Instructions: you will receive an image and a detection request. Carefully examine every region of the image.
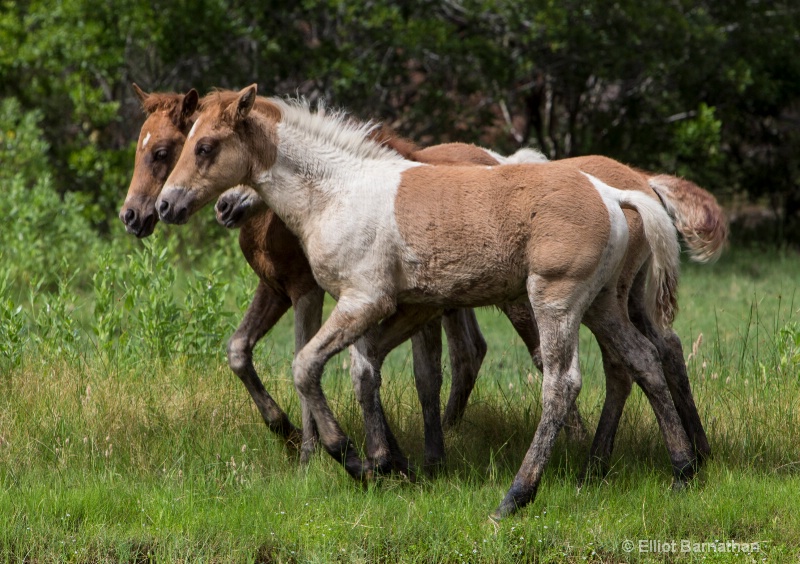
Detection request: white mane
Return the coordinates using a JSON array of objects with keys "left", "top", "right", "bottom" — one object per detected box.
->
[{"left": 268, "top": 97, "right": 406, "bottom": 163}]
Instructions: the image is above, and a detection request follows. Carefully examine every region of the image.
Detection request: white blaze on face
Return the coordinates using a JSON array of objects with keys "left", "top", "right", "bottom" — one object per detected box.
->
[
  {"left": 188, "top": 118, "right": 201, "bottom": 140},
  {"left": 141, "top": 131, "right": 151, "bottom": 149}
]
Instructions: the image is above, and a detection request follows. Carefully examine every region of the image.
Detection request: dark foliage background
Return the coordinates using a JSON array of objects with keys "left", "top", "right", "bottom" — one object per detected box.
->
[{"left": 2, "top": 0, "right": 799, "bottom": 241}]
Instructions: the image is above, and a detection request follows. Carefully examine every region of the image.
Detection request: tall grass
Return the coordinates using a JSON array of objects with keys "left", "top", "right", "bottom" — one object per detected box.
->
[
  {"left": 1, "top": 242, "right": 799, "bottom": 562},
  {"left": 3, "top": 95, "right": 799, "bottom": 561}
]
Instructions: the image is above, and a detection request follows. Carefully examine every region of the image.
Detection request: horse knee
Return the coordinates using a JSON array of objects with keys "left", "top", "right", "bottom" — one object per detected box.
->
[
  {"left": 292, "top": 351, "right": 320, "bottom": 397},
  {"left": 226, "top": 335, "right": 251, "bottom": 375},
  {"left": 349, "top": 355, "right": 381, "bottom": 402},
  {"left": 629, "top": 341, "right": 668, "bottom": 388}
]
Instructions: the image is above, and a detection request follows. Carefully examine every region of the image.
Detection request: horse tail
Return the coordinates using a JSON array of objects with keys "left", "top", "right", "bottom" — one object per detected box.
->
[
  {"left": 647, "top": 174, "right": 728, "bottom": 263},
  {"left": 615, "top": 190, "right": 682, "bottom": 332}
]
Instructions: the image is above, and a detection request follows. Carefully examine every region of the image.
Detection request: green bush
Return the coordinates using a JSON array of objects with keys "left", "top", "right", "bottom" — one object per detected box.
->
[{"left": 1, "top": 98, "right": 101, "bottom": 294}]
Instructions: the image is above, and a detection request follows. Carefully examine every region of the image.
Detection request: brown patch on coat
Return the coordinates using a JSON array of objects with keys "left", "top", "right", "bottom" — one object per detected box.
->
[
  {"left": 394, "top": 161, "right": 612, "bottom": 306},
  {"left": 413, "top": 143, "right": 500, "bottom": 166},
  {"left": 238, "top": 209, "right": 319, "bottom": 303}
]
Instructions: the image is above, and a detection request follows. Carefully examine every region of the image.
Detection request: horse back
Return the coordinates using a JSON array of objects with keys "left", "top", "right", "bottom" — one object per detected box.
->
[{"left": 562, "top": 155, "right": 657, "bottom": 199}]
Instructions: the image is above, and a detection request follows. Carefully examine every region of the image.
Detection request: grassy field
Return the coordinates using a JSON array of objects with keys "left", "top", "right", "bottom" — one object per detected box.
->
[{"left": 1, "top": 245, "right": 799, "bottom": 562}]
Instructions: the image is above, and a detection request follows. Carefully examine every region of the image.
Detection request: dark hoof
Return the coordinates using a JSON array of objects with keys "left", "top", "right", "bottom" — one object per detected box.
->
[
  {"left": 423, "top": 457, "right": 446, "bottom": 478},
  {"left": 694, "top": 442, "right": 712, "bottom": 466},
  {"left": 490, "top": 503, "right": 516, "bottom": 522},
  {"left": 285, "top": 429, "right": 304, "bottom": 452},
  {"left": 672, "top": 479, "right": 688, "bottom": 492},
  {"left": 396, "top": 459, "right": 418, "bottom": 483},
  {"left": 492, "top": 490, "right": 527, "bottom": 521},
  {"left": 370, "top": 455, "right": 394, "bottom": 477},
  {"left": 672, "top": 458, "right": 697, "bottom": 488},
  {"left": 324, "top": 438, "right": 372, "bottom": 483}
]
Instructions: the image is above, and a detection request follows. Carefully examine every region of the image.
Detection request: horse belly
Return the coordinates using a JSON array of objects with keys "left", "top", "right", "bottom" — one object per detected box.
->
[
  {"left": 394, "top": 174, "right": 532, "bottom": 307},
  {"left": 397, "top": 255, "right": 529, "bottom": 307}
]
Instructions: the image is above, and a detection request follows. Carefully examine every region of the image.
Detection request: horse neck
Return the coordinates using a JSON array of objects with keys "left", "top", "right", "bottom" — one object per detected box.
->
[{"left": 252, "top": 119, "right": 409, "bottom": 240}]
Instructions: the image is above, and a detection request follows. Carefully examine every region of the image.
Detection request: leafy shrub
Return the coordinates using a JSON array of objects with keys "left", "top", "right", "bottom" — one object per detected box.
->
[
  {"left": 0, "top": 271, "right": 25, "bottom": 370},
  {"left": 1, "top": 98, "right": 101, "bottom": 293}
]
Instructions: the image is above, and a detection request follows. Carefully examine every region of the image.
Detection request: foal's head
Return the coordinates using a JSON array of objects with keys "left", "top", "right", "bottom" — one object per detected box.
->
[
  {"left": 119, "top": 84, "right": 198, "bottom": 237},
  {"left": 158, "top": 84, "right": 280, "bottom": 224}
]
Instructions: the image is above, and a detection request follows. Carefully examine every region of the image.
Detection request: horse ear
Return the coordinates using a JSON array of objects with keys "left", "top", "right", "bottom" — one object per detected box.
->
[
  {"left": 132, "top": 83, "right": 149, "bottom": 107},
  {"left": 226, "top": 84, "right": 258, "bottom": 123},
  {"left": 181, "top": 88, "right": 199, "bottom": 121}
]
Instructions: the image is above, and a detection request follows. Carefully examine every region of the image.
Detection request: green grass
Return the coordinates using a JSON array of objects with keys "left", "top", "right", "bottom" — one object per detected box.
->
[{"left": 1, "top": 246, "right": 799, "bottom": 562}]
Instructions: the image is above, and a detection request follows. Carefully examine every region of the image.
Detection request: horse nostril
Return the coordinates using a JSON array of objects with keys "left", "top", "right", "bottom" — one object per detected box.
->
[
  {"left": 158, "top": 199, "right": 170, "bottom": 217},
  {"left": 175, "top": 207, "right": 188, "bottom": 224},
  {"left": 217, "top": 200, "right": 229, "bottom": 214},
  {"left": 123, "top": 208, "right": 137, "bottom": 224}
]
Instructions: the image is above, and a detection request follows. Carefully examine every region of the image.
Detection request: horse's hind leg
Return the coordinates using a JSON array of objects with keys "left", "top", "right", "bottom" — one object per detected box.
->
[
  {"left": 661, "top": 329, "right": 710, "bottom": 462},
  {"left": 583, "top": 292, "right": 696, "bottom": 487},
  {"left": 441, "top": 308, "right": 486, "bottom": 429},
  {"left": 411, "top": 319, "right": 446, "bottom": 471},
  {"left": 500, "top": 302, "right": 588, "bottom": 442},
  {"left": 227, "top": 280, "right": 300, "bottom": 450},
  {"left": 493, "top": 277, "right": 587, "bottom": 519},
  {"left": 579, "top": 336, "right": 633, "bottom": 483},
  {"left": 627, "top": 271, "right": 710, "bottom": 463}
]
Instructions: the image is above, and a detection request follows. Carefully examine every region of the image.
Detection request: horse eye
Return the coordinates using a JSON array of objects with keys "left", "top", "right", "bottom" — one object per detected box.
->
[
  {"left": 196, "top": 144, "right": 213, "bottom": 156},
  {"left": 154, "top": 149, "right": 168, "bottom": 161}
]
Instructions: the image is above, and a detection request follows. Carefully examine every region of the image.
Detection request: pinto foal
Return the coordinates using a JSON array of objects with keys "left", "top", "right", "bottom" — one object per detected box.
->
[
  {"left": 158, "top": 85, "right": 697, "bottom": 518},
  {"left": 121, "top": 86, "right": 502, "bottom": 471},
  {"left": 120, "top": 87, "right": 594, "bottom": 470}
]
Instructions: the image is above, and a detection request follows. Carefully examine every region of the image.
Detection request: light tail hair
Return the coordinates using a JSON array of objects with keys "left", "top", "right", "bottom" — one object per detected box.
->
[
  {"left": 615, "top": 190, "right": 681, "bottom": 331},
  {"left": 647, "top": 174, "right": 728, "bottom": 263}
]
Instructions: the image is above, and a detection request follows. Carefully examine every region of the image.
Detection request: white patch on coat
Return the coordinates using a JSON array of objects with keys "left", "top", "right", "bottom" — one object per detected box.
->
[
  {"left": 248, "top": 99, "right": 422, "bottom": 301},
  {"left": 188, "top": 117, "right": 201, "bottom": 140},
  {"left": 482, "top": 148, "right": 509, "bottom": 163},
  {"left": 582, "top": 172, "right": 680, "bottom": 330},
  {"left": 581, "top": 173, "right": 630, "bottom": 268},
  {"left": 141, "top": 131, "right": 151, "bottom": 149},
  {"left": 506, "top": 148, "right": 549, "bottom": 164}
]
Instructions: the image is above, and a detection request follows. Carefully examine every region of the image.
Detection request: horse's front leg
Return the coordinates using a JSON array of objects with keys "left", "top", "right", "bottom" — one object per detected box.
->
[
  {"left": 226, "top": 280, "right": 299, "bottom": 449},
  {"left": 349, "top": 305, "right": 444, "bottom": 476},
  {"left": 291, "top": 286, "right": 325, "bottom": 464},
  {"left": 292, "top": 294, "right": 396, "bottom": 481}
]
